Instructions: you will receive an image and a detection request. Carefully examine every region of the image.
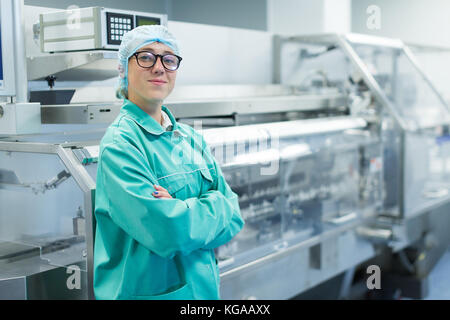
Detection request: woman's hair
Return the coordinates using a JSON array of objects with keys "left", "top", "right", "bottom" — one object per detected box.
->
[{"left": 116, "top": 87, "right": 128, "bottom": 100}]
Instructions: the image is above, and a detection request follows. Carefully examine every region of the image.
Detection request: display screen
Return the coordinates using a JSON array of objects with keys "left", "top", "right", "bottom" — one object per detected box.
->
[{"left": 136, "top": 16, "right": 161, "bottom": 27}]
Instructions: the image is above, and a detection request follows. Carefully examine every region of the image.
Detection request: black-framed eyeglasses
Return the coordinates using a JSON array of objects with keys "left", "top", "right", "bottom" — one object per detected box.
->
[{"left": 132, "top": 51, "right": 182, "bottom": 71}]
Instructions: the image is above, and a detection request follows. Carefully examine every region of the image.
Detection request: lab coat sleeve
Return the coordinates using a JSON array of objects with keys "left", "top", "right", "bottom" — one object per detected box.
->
[
  {"left": 201, "top": 141, "right": 245, "bottom": 249},
  {"left": 98, "top": 141, "right": 242, "bottom": 259}
]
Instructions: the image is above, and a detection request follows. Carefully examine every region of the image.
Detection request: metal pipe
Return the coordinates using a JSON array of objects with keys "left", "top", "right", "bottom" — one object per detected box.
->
[
  {"left": 56, "top": 146, "right": 96, "bottom": 300},
  {"left": 12, "top": 0, "right": 28, "bottom": 103},
  {"left": 272, "top": 35, "right": 282, "bottom": 84}
]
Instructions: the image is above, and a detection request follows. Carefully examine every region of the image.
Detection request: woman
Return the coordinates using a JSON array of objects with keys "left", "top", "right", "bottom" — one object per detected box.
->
[{"left": 94, "top": 25, "right": 244, "bottom": 300}]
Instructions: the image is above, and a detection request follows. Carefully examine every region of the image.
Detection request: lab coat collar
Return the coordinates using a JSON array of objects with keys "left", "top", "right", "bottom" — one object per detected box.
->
[{"left": 121, "top": 99, "right": 180, "bottom": 136}]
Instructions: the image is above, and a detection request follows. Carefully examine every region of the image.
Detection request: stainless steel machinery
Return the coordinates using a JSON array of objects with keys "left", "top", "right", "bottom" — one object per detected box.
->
[
  {"left": 0, "top": 134, "right": 101, "bottom": 299},
  {"left": 0, "top": 87, "right": 381, "bottom": 300},
  {"left": 1, "top": 1, "right": 450, "bottom": 300}
]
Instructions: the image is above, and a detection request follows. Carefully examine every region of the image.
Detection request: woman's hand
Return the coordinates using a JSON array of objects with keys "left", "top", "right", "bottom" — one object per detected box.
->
[{"left": 152, "top": 184, "right": 173, "bottom": 199}]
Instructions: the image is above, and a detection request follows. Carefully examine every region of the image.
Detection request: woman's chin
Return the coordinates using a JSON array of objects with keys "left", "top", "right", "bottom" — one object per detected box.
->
[
  {"left": 144, "top": 97, "right": 165, "bottom": 104},
  {"left": 144, "top": 91, "right": 169, "bottom": 102}
]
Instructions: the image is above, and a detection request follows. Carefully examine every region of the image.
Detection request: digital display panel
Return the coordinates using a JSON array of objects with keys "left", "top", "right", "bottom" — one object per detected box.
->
[{"left": 136, "top": 16, "right": 161, "bottom": 27}]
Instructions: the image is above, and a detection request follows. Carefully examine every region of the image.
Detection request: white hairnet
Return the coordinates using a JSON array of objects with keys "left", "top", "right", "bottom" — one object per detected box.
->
[{"left": 117, "top": 25, "right": 180, "bottom": 99}]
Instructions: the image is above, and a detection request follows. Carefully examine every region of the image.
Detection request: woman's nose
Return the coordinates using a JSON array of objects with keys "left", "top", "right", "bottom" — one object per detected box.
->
[{"left": 151, "top": 57, "right": 165, "bottom": 74}]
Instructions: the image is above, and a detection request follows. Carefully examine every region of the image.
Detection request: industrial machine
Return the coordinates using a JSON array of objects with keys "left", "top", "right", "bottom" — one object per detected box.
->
[
  {"left": 1, "top": 1, "right": 449, "bottom": 300},
  {"left": 0, "top": 134, "right": 99, "bottom": 299},
  {"left": 272, "top": 33, "right": 450, "bottom": 298}
]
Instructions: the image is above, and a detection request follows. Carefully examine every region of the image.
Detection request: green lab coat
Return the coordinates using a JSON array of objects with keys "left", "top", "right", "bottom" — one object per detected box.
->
[{"left": 94, "top": 99, "right": 244, "bottom": 300}]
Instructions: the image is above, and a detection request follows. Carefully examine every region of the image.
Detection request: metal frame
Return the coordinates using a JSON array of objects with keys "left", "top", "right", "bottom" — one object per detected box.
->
[
  {"left": 57, "top": 145, "right": 96, "bottom": 300},
  {"left": 27, "top": 50, "right": 118, "bottom": 81},
  {"left": 345, "top": 33, "right": 403, "bottom": 49},
  {"left": 169, "top": 93, "right": 347, "bottom": 119},
  {"left": 37, "top": 91, "right": 348, "bottom": 124}
]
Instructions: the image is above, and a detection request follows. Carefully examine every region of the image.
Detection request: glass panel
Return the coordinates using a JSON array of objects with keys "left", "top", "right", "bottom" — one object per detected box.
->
[
  {"left": 210, "top": 136, "right": 284, "bottom": 269},
  {"left": 407, "top": 46, "right": 450, "bottom": 106},
  {"left": 404, "top": 130, "right": 450, "bottom": 217},
  {"left": 280, "top": 41, "right": 353, "bottom": 96},
  {"left": 0, "top": 150, "right": 87, "bottom": 282},
  {"left": 347, "top": 39, "right": 450, "bottom": 130}
]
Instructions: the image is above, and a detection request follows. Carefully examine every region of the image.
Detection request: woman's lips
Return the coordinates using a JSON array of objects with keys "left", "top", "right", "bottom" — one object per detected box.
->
[{"left": 148, "top": 79, "right": 167, "bottom": 86}]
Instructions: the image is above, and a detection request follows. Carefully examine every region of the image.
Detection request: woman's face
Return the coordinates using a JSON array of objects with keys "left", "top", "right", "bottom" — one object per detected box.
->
[{"left": 127, "top": 42, "right": 177, "bottom": 105}]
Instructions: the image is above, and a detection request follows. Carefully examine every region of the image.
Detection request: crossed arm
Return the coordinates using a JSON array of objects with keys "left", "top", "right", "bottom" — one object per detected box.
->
[{"left": 98, "top": 140, "right": 244, "bottom": 259}]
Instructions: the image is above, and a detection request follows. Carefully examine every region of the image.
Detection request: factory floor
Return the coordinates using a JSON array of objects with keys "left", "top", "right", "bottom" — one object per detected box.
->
[{"left": 424, "top": 247, "right": 450, "bottom": 300}]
